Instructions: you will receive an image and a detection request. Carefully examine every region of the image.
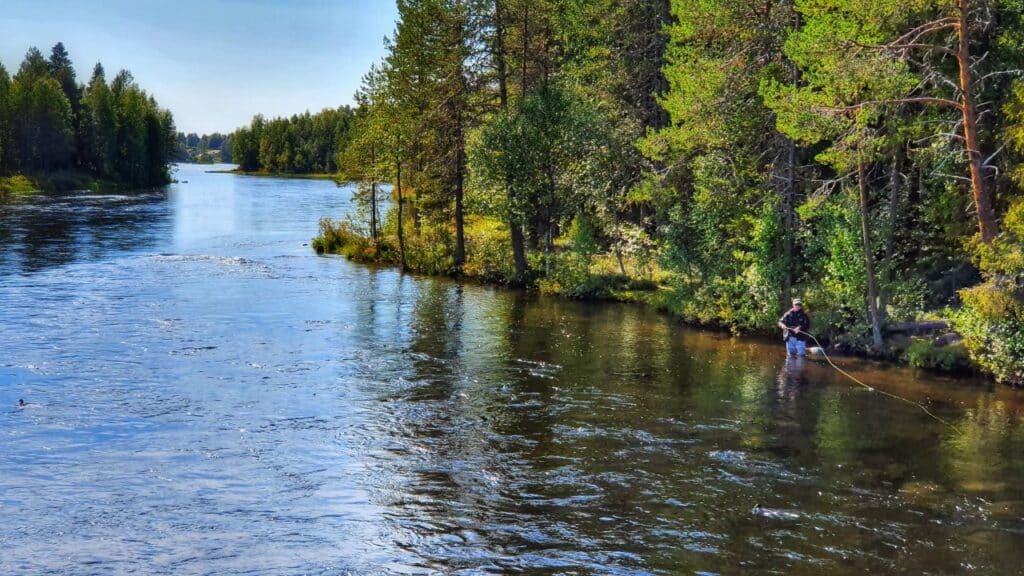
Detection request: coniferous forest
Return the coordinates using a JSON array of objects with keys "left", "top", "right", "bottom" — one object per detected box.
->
[
  {"left": 231, "top": 107, "right": 355, "bottom": 174},
  {"left": 0, "top": 43, "right": 176, "bottom": 189},
  {"left": 308, "top": 0, "right": 1024, "bottom": 384}
]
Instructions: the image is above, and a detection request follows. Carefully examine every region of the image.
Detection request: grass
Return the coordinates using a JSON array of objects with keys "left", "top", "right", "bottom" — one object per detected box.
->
[
  {"left": 0, "top": 174, "right": 38, "bottom": 197},
  {"left": 1, "top": 171, "right": 136, "bottom": 199}
]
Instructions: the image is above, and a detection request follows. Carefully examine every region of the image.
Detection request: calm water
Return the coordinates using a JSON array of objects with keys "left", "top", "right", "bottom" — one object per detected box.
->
[{"left": 2, "top": 164, "right": 1023, "bottom": 575}]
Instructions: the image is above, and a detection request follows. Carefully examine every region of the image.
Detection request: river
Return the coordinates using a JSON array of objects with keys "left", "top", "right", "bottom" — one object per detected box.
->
[{"left": 2, "top": 163, "right": 1023, "bottom": 575}]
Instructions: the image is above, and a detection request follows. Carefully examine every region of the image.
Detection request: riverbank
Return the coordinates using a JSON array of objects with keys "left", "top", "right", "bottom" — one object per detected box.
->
[
  {"left": 209, "top": 169, "right": 346, "bottom": 184},
  {"left": 0, "top": 171, "right": 134, "bottom": 197},
  {"left": 0, "top": 175, "right": 37, "bottom": 197},
  {"left": 312, "top": 216, "right": 977, "bottom": 380}
]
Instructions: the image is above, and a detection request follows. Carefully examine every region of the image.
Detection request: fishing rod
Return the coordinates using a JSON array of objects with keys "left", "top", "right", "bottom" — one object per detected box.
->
[{"left": 785, "top": 328, "right": 953, "bottom": 427}]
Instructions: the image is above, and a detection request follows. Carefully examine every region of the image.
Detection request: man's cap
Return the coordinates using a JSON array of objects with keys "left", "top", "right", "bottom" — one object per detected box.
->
[{"left": 792, "top": 298, "right": 802, "bottom": 305}]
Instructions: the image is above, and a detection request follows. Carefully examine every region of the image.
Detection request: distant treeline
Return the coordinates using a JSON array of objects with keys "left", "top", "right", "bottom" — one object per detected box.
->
[
  {"left": 175, "top": 132, "right": 232, "bottom": 164},
  {"left": 231, "top": 107, "right": 355, "bottom": 174},
  {"left": 0, "top": 43, "right": 176, "bottom": 187}
]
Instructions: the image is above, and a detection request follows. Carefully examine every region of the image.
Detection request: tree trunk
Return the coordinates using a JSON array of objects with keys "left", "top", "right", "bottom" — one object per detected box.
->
[
  {"left": 397, "top": 155, "right": 407, "bottom": 271},
  {"left": 858, "top": 158, "right": 884, "bottom": 349},
  {"left": 780, "top": 6, "right": 800, "bottom": 311},
  {"left": 496, "top": 0, "right": 508, "bottom": 108},
  {"left": 782, "top": 134, "right": 796, "bottom": 309},
  {"left": 522, "top": 2, "right": 529, "bottom": 96},
  {"left": 496, "top": 0, "right": 527, "bottom": 280},
  {"left": 956, "top": 0, "right": 997, "bottom": 243},
  {"left": 879, "top": 144, "right": 903, "bottom": 320},
  {"left": 453, "top": 111, "right": 466, "bottom": 272},
  {"left": 370, "top": 143, "right": 378, "bottom": 243},
  {"left": 615, "top": 248, "right": 627, "bottom": 276}
]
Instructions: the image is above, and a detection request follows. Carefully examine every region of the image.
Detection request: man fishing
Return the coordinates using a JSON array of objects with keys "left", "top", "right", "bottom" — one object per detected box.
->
[{"left": 778, "top": 298, "right": 811, "bottom": 357}]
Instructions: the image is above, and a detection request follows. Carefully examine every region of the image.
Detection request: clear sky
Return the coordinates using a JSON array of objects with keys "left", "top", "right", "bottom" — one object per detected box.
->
[{"left": 1, "top": 0, "right": 399, "bottom": 134}]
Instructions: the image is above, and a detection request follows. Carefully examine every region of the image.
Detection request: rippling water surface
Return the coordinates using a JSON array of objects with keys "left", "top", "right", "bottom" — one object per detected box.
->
[{"left": 2, "top": 164, "right": 1023, "bottom": 575}]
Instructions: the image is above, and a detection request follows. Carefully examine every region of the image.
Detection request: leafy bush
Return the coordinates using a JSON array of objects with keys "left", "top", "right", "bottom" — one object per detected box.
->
[
  {"left": 402, "top": 226, "right": 454, "bottom": 276},
  {"left": 463, "top": 216, "right": 517, "bottom": 283},
  {"left": 904, "top": 338, "right": 973, "bottom": 372},
  {"left": 955, "top": 283, "right": 1024, "bottom": 385},
  {"left": 312, "top": 218, "right": 378, "bottom": 260},
  {"left": 953, "top": 200, "right": 1024, "bottom": 385},
  {"left": 537, "top": 252, "right": 631, "bottom": 299}
]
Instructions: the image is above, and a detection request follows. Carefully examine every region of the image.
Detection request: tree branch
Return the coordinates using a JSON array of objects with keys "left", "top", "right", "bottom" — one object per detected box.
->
[
  {"left": 817, "top": 97, "right": 963, "bottom": 113},
  {"left": 891, "top": 18, "right": 958, "bottom": 46}
]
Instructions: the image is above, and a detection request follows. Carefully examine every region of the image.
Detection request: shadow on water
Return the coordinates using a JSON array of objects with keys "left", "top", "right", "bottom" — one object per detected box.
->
[
  {"left": 2, "top": 164, "right": 1023, "bottom": 575},
  {"left": 364, "top": 286, "right": 1024, "bottom": 574},
  {"left": 0, "top": 188, "right": 171, "bottom": 274}
]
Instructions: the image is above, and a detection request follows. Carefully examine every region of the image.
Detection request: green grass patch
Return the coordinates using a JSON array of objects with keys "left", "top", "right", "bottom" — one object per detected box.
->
[{"left": 0, "top": 174, "right": 38, "bottom": 196}]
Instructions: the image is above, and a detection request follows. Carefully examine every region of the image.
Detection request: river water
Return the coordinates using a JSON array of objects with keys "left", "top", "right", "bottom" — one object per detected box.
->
[{"left": 2, "top": 163, "right": 1023, "bottom": 575}]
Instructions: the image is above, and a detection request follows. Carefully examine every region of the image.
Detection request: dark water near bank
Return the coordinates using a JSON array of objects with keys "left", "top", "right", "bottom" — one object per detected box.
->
[{"left": 2, "top": 164, "right": 1023, "bottom": 575}]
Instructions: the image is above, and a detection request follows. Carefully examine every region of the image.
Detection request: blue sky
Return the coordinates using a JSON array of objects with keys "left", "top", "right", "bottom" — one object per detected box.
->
[{"left": 1, "top": 0, "right": 399, "bottom": 134}]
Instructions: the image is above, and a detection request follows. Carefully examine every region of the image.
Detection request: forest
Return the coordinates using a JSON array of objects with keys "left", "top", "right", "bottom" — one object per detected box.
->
[
  {"left": 231, "top": 107, "right": 355, "bottom": 174},
  {"left": 307, "top": 0, "right": 1024, "bottom": 385},
  {"left": 174, "top": 131, "right": 232, "bottom": 164},
  {"left": 0, "top": 43, "right": 177, "bottom": 190}
]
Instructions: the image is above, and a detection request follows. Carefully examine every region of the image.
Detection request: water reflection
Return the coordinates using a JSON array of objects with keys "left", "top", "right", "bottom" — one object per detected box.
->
[
  {"left": 2, "top": 165, "right": 1024, "bottom": 574},
  {"left": 0, "top": 189, "right": 171, "bottom": 274}
]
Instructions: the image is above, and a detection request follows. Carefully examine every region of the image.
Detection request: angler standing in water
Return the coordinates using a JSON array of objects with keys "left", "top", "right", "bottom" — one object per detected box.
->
[{"left": 778, "top": 298, "right": 811, "bottom": 357}]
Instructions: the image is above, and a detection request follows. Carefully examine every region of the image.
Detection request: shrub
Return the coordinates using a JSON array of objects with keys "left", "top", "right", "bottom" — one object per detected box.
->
[
  {"left": 904, "top": 338, "right": 973, "bottom": 372},
  {"left": 312, "top": 218, "right": 378, "bottom": 261},
  {"left": 953, "top": 199, "right": 1024, "bottom": 385},
  {"left": 955, "top": 283, "right": 1024, "bottom": 385},
  {"left": 463, "top": 216, "right": 518, "bottom": 283}
]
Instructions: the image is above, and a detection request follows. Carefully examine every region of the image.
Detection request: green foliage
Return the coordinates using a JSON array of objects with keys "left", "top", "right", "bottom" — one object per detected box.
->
[
  {"left": 231, "top": 107, "right": 354, "bottom": 174},
  {"left": 0, "top": 174, "right": 36, "bottom": 195},
  {"left": 463, "top": 217, "right": 517, "bottom": 283},
  {"left": 312, "top": 218, "right": 378, "bottom": 260},
  {"left": 0, "top": 44, "right": 175, "bottom": 186},
  {"left": 301, "top": 0, "right": 1024, "bottom": 380},
  {"left": 955, "top": 200, "right": 1024, "bottom": 385},
  {"left": 175, "top": 131, "right": 232, "bottom": 164},
  {"left": 955, "top": 285, "right": 1024, "bottom": 385},
  {"left": 905, "top": 339, "right": 973, "bottom": 373}
]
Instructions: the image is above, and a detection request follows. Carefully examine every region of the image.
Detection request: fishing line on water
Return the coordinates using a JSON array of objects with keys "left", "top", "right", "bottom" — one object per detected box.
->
[{"left": 797, "top": 331, "right": 953, "bottom": 428}]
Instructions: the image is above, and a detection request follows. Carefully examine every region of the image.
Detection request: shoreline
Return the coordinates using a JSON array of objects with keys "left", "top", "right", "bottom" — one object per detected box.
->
[
  {"left": 314, "top": 245, "right": 982, "bottom": 384},
  {"left": 207, "top": 169, "right": 347, "bottom": 183},
  {"left": 0, "top": 172, "right": 134, "bottom": 196}
]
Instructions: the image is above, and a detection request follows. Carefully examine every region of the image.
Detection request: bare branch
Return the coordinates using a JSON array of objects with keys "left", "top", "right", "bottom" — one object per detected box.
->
[
  {"left": 979, "top": 69, "right": 1024, "bottom": 82},
  {"left": 930, "top": 171, "right": 972, "bottom": 183},
  {"left": 914, "top": 133, "right": 964, "bottom": 144},
  {"left": 983, "top": 143, "right": 1006, "bottom": 166},
  {"left": 886, "top": 43, "right": 956, "bottom": 56},
  {"left": 817, "top": 97, "right": 963, "bottom": 113},
  {"left": 891, "top": 18, "right": 958, "bottom": 46}
]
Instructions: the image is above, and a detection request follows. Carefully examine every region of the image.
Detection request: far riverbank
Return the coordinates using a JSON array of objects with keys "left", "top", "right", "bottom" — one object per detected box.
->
[{"left": 208, "top": 168, "right": 346, "bottom": 184}]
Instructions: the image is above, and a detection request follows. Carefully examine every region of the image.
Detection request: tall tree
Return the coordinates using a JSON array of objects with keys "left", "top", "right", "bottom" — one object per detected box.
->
[
  {"left": 82, "top": 63, "right": 116, "bottom": 176},
  {"left": 0, "top": 63, "right": 12, "bottom": 171},
  {"left": 641, "top": 0, "right": 800, "bottom": 330},
  {"left": 776, "top": 0, "right": 1024, "bottom": 243}
]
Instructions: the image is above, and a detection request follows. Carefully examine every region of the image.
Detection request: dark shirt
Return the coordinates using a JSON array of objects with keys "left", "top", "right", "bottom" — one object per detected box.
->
[{"left": 780, "top": 308, "right": 810, "bottom": 341}]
